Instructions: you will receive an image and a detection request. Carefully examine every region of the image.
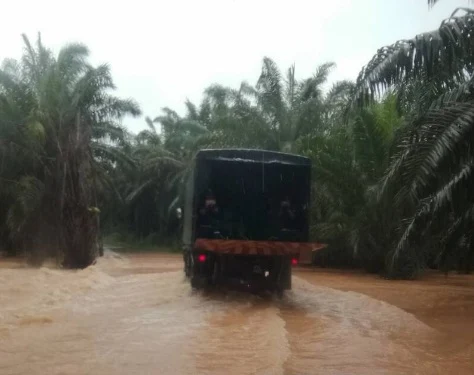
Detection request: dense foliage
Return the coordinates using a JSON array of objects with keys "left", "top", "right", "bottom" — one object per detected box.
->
[
  {"left": 0, "top": 34, "right": 140, "bottom": 267},
  {"left": 1, "top": 5, "right": 473, "bottom": 276}
]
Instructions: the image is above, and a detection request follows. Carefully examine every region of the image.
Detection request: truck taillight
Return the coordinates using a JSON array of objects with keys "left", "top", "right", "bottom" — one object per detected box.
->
[
  {"left": 198, "top": 254, "right": 207, "bottom": 263},
  {"left": 291, "top": 258, "right": 298, "bottom": 266}
]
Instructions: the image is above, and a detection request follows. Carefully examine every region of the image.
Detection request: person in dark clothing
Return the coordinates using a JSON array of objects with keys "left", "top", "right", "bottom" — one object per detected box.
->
[
  {"left": 198, "top": 190, "right": 221, "bottom": 237},
  {"left": 200, "top": 191, "right": 219, "bottom": 215},
  {"left": 279, "top": 196, "right": 297, "bottom": 232}
]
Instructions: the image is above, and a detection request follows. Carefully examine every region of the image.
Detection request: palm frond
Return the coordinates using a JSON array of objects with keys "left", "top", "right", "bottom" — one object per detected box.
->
[
  {"left": 354, "top": 8, "right": 474, "bottom": 105},
  {"left": 0, "top": 59, "right": 21, "bottom": 80},
  {"left": 238, "top": 81, "right": 258, "bottom": 99},
  {"left": 97, "top": 96, "right": 141, "bottom": 119},
  {"left": 185, "top": 99, "right": 198, "bottom": 120},
  {"left": 6, "top": 176, "right": 44, "bottom": 234},
  {"left": 430, "top": 75, "right": 474, "bottom": 109},
  {"left": 312, "top": 62, "right": 336, "bottom": 88},
  {"left": 298, "top": 63, "right": 335, "bottom": 104},
  {"left": 125, "top": 179, "right": 154, "bottom": 205},
  {"left": 285, "top": 64, "right": 297, "bottom": 109},
  {"left": 431, "top": 159, "right": 474, "bottom": 213},
  {"left": 56, "top": 43, "right": 89, "bottom": 82},
  {"left": 199, "top": 98, "right": 212, "bottom": 124},
  {"left": 438, "top": 204, "right": 474, "bottom": 269},
  {"left": 325, "top": 80, "right": 355, "bottom": 105},
  {"left": 178, "top": 119, "right": 209, "bottom": 134},
  {"left": 21, "top": 33, "right": 39, "bottom": 82},
  {"left": 156, "top": 107, "right": 180, "bottom": 122},
  {"left": 204, "top": 84, "right": 232, "bottom": 108},
  {"left": 71, "top": 64, "right": 114, "bottom": 110},
  {"left": 145, "top": 116, "right": 157, "bottom": 133},
  {"left": 93, "top": 121, "right": 127, "bottom": 144},
  {"left": 408, "top": 102, "right": 474, "bottom": 199},
  {"left": 143, "top": 155, "right": 185, "bottom": 171},
  {"left": 391, "top": 158, "right": 474, "bottom": 267},
  {"left": 92, "top": 142, "right": 135, "bottom": 168},
  {"left": 136, "top": 129, "right": 162, "bottom": 145},
  {"left": 353, "top": 108, "right": 389, "bottom": 181},
  {"left": 257, "top": 57, "right": 284, "bottom": 126}
]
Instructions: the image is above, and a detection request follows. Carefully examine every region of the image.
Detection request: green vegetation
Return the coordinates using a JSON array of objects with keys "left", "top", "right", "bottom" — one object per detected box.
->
[
  {"left": 0, "top": 35, "right": 140, "bottom": 266},
  {"left": 1, "top": 4, "right": 473, "bottom": 277}
]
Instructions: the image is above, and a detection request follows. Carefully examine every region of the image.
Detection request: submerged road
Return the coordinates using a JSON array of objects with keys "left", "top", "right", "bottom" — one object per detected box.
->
[{"left": 1, "top": 252, "right": 473, "bottom": 374}]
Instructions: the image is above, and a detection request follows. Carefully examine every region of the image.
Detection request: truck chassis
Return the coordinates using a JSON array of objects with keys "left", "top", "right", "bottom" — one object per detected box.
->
[{"left": 183, "top": 239, "right": 302, "bottom": 296}]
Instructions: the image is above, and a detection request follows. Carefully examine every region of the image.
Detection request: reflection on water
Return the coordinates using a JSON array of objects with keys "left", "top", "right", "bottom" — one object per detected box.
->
[{"left": 0, "top": 252, "right": 473, "bottom": 375}]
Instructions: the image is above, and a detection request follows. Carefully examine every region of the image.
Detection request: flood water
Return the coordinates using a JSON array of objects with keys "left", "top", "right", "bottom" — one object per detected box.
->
[{"left": 1, "top": 251, "right": 473, "bottom": 374}]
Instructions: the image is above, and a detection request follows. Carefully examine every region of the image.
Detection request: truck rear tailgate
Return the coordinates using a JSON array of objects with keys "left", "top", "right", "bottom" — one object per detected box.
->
[{"left": 194, "top": 238, "right": 326, "bottom": 256}]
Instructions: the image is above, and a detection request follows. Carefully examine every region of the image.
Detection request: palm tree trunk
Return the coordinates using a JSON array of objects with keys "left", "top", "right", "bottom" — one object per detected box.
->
[
  {"left": 92, "top": 165, "right": 104, "bottom": 256},
  {"left": 61, "top": 116, "right": 98, "bottom": 268}
]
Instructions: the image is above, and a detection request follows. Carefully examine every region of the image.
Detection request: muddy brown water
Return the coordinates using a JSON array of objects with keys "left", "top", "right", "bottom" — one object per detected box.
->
[{"left": 1, "top": 252, "right": 473, "bottom": 375}]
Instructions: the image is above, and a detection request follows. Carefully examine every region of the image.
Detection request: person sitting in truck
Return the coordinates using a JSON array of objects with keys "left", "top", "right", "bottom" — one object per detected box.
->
[
  {"left": 198, "top": 190, "right": 221, "bottom": 237},
  {"left": 279, "top": 196, "right": 297, "bottom": 230},
  {"left": 200, "top": 191, "right": 219, "bottom": 215}
]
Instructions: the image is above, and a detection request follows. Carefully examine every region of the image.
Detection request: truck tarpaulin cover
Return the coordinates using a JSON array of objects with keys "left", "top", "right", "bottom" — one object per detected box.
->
[
  {"left": 182, "top": 149, "right": 321, "bottom": 253},
  {"left": 195, "top": 149, "right": 311, "bottom": 166}
]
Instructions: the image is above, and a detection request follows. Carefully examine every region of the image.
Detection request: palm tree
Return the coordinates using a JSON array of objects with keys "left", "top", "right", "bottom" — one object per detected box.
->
[
  {"left": 308, "top": 96, "right": 402, "bottom": 271},
  {"left": 379, "top": 87, "right": 474, "bottom": 274},
  {"left": 353, "top": 7, "right": 474, "bottom": 275},
  {"left": 256, "top": 58, "right": 336, "bottom": 152},
  {"left": 0, "top": 34, "right": 140, "bottom": 266},
  {"left": 0, "top": 56, "right": 43, "bottom": 254},
  {"left": 114, "top": 104, "right": 217, "bottom": 242}
]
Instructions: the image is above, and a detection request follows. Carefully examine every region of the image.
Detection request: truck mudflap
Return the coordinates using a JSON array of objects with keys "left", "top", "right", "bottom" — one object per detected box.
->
[{"left": 194, "top": 238, "right": 326, "bottom": 256}]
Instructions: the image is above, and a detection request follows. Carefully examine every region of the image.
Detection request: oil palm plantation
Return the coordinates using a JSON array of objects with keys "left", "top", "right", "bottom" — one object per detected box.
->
[
  {"left": 353, "top": 7, "right": 474, "bottom": 275},
  {"left": 0, "top": 34, "right": 140, "bottom": 266},
  {"left": 308, "top": 96, "right": 402, "bottom": 271},
  {"left": 112, "top": 104, "right": 218, "bottom": 242},
  {"left": 113, "top": 57, "right": 356, "bottom": 246}
]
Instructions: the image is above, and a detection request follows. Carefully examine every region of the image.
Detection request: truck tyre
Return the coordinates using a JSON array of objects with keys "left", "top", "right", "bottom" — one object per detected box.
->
[
  {"left": 211, "top": 257, "right": 221, "bottom": 285},
  {"left": 275, "top": 287, "right": 284, "bottom": 299},
  {"left": 191, "top": 275, "right": 207, "bottom": 289},
  {"left": 184, "top": 252, "right": 191, "bottom": 277},
  {"left": 190, "top": 258, "right": 207, "bottom": 289},
  {"left": 280, "top": 259, "right": 292, "bottom": 290}
]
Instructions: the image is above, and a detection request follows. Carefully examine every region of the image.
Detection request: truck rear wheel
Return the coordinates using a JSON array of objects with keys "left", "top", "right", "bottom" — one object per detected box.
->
[
  {"left": 190, "top": 258, "right": 208, "bottom": 289},
  {"left": 191, "top": 275, "right": 207, "bottom": 289},
  {"left": 184, "top": 252, "right": 191, "bottom": 277},
  {"left": 275, "top": 287, "right": 284, "bottom": 299}
]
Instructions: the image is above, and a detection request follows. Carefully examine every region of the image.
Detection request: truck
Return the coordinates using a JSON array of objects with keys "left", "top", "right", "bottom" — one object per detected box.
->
[{"left": 180, "top": 149, "right": 324, "bottom": 296}]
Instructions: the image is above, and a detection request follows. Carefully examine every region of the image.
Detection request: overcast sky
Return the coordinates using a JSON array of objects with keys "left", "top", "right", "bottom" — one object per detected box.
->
[{"left": 1, "top": 0, "right": 469, "bottom": 133}]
